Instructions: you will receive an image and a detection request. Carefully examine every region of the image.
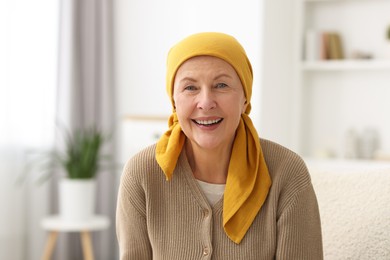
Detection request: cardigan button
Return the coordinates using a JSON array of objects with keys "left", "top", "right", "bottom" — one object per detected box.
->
[
  {"left": 203, "top": 209, "right": 210, "bottom": 217},
  {"left": 203, "top": 246, "right": 210, "bottom": 256}
]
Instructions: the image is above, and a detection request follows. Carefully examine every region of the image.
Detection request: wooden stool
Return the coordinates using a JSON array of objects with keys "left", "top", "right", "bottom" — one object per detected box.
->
[{"left": 41, "top": 215, "right": 110, "bottom": 260}]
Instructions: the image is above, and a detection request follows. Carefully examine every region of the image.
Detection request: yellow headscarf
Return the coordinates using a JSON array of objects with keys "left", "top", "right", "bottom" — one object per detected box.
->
[{"left": 156, "top": 32, "right": 272, "bottom": 244}]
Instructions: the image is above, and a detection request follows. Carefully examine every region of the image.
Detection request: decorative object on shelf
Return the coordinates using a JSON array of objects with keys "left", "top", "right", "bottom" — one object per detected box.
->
[
  {"left": 373, "top": 150, "right": 390, "bottom": 161},
  {"left": 305, "top": 30, "right": 344, "bottom": 61},
  {"left": 344, "top": 128, "right": 360, "bottom": 159},
  {"left": 350, "top": 50, "right": 373, "bottom": 60},
  {"left": 305, "top": 29, "right": 322, "bottom": 61},
  {"left": 360, "top": 128, "right": 380, "bottom": 160},
  {"left": 324, "top": 32, "right": 344, "bottom": 60},
  {"left": 344, "top": 127, "right": 380, "bottom": 160}
]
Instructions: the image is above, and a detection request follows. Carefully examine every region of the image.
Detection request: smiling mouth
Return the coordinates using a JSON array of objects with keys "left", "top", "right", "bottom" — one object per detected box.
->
[{"left": 193, "top": 118, "right": 223, "bottom": 126}]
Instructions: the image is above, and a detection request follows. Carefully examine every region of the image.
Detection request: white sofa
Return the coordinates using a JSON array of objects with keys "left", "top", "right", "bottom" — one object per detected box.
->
[{"left": 307, "top": 159, "right": 390, "bottom": 260}]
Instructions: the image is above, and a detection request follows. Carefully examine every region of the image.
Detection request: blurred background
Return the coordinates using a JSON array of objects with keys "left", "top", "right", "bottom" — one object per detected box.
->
[{"left": 1, "top": 0, "right": 390, "bottom": 259}]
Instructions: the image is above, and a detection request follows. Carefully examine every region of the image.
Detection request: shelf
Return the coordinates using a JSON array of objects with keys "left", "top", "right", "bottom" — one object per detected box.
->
[
  {"left": 301, "top": 60, "right": 390, "bottom": 71},
  {"left": 293, "top": 0, "right": 390, "bottom": 157}
]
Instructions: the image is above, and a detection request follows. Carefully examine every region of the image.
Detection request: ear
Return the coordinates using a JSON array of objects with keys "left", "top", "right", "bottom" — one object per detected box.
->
[{"left": 242, "top": 100, "right": 248, "bottom": 113}]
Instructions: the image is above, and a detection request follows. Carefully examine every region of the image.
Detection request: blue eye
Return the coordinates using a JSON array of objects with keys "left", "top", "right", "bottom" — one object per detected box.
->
[
  {"left": 184, "top": 85, "right": 196, "bottom": 91},
  {"left": 216, "top": 83, "right": 228, "bottom": 88}
]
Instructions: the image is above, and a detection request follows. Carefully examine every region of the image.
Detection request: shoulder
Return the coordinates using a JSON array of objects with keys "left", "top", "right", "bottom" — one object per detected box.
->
[
  {"left": 260, "top": 138, "right": 308, "bottom": 177},
  {"left": 260, "top": 138, "right": 313, "bottom": 205},
  {"left": 121, "top": 144, "right": 164, "bottom": 187},
  {"left": 123, "top": 144, "right": 158, "bottom": 170}
]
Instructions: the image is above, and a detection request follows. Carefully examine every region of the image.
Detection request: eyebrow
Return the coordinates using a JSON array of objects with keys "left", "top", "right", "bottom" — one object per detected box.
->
[
  {"left": 178, "top": 73, "right": 232, "bottom": 82},
  {"left": 178, "top": 77, "right": 197, "bottom": 83}
]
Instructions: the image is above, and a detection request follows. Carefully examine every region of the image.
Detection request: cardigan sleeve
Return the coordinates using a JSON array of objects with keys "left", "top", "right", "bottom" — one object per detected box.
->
[
  {"left": 276, "top": 183, "right": 323, "bottom": 259},
  {"left": 116, "top": 161, "right": 152, "bottom": 260}
]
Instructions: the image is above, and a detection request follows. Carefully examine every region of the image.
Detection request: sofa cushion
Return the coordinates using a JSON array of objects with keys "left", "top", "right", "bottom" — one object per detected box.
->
[{"left": 307, "top": 160, "right": 390, "bottom": 260}]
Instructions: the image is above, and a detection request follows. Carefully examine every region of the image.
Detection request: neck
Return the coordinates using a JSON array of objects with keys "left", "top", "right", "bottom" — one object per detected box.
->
[{"left": 185, "top": 140, "right": 233, "bottom": 184}]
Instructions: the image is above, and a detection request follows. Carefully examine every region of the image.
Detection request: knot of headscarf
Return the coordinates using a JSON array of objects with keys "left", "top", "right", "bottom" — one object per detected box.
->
[
  {"left": 156, "top": 32, "right": 272, "bottom": 244},
  {"left": 155, "top": 112, "right": 185, "bottom": 180}
]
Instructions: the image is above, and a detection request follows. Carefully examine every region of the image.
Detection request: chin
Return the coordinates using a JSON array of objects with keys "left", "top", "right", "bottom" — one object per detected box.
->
[{"left": 194, "top": 137, "right": 230, "bottom": 151}]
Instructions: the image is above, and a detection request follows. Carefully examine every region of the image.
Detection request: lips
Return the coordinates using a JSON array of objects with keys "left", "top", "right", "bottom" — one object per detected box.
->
[{"left": 193, "top": 118, "right": 223, "bottom": 126}]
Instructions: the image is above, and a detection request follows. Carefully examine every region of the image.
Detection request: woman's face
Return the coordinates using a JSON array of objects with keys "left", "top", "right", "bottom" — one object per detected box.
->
[{"left": 173, "top": 56, "right": 247, "bottom": 151}]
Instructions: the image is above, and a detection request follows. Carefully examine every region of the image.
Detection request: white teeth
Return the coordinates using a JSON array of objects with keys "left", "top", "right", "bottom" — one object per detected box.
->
[{"left": 195, "top": 119, "right": 222, "bottom": 125}]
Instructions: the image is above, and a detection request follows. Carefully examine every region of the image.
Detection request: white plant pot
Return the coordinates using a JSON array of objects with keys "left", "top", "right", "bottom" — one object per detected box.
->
[{"left": 59, "top": 178, "right": 96, "bottom": 222}]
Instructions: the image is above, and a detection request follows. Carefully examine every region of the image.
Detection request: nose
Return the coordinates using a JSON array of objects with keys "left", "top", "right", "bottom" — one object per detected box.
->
[{"left": 197, "top": 89, "right": 216, "bottom": 111}]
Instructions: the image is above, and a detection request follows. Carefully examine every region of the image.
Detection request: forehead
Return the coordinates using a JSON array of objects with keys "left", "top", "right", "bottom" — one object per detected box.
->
[{"left": 175, "top": 56, "right": 237, "bottom": 77}]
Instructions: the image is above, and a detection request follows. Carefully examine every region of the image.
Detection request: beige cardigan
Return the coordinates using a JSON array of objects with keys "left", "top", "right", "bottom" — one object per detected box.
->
[{"left": 116, "top": 139, "right": 323, "bottom": 259}]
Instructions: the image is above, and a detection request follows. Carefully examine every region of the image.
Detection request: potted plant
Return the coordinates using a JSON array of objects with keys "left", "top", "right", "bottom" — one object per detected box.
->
[
  {"left": 25, "top": 126, "right": 111, "bottom": 221},
  {"left": 57, "top": 126, "right": 109, "bottom": 221}
]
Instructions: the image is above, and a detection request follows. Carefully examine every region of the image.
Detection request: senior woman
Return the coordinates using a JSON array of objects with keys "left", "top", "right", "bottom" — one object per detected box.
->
[{"left": 116, "top": 32, "right": 323, "bottom": 259}]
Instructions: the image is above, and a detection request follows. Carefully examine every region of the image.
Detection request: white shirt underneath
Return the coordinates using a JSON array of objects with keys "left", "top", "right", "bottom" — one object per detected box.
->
[{"left": 196, "top": 179, "right": 226, "bottom": 206}]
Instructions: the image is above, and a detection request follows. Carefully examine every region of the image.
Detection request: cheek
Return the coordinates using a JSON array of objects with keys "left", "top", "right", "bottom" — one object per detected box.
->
[
  {"left": 173, "top": 95, "right": 189, "bottom": 115},
  {"left": 172, "top": 92, "right": 182, "bottom": 110},
  {"left": 172, "top": 83, "right": 181, "bottom": 108},
  {"left": 173, "top": 94, "right": 180, "bottom": 109}
]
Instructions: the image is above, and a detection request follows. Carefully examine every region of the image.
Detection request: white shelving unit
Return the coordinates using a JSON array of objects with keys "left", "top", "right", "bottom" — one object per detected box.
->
[
  {"left": 302, "top": 60, "right": 390, "bottom": 71},
  {"left": 293, "top": 0, "right": 390, "bottom": 159}
]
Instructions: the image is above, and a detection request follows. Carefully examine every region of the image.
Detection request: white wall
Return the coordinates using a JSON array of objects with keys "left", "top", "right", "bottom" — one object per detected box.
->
[
  {"left": 114, "top": 0, "right": 263, "bottom": 124},
  {"left": 1, "top": 1, "right": 57, "bottom": 259},
  {"left": 260, "top": 0, "right": 296, "bottom": 149}
]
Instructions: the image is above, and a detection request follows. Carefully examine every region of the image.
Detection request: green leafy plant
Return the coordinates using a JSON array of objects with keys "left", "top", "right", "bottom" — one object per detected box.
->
[
  {"left": 387, "top": 25, "right": 390, "bottom": 40},
  {"left": 21, "top": 126, "right": 112, "bottom": 184},
  {"left": 60, "top": 127, "right": 106, "bottom": 179}
]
